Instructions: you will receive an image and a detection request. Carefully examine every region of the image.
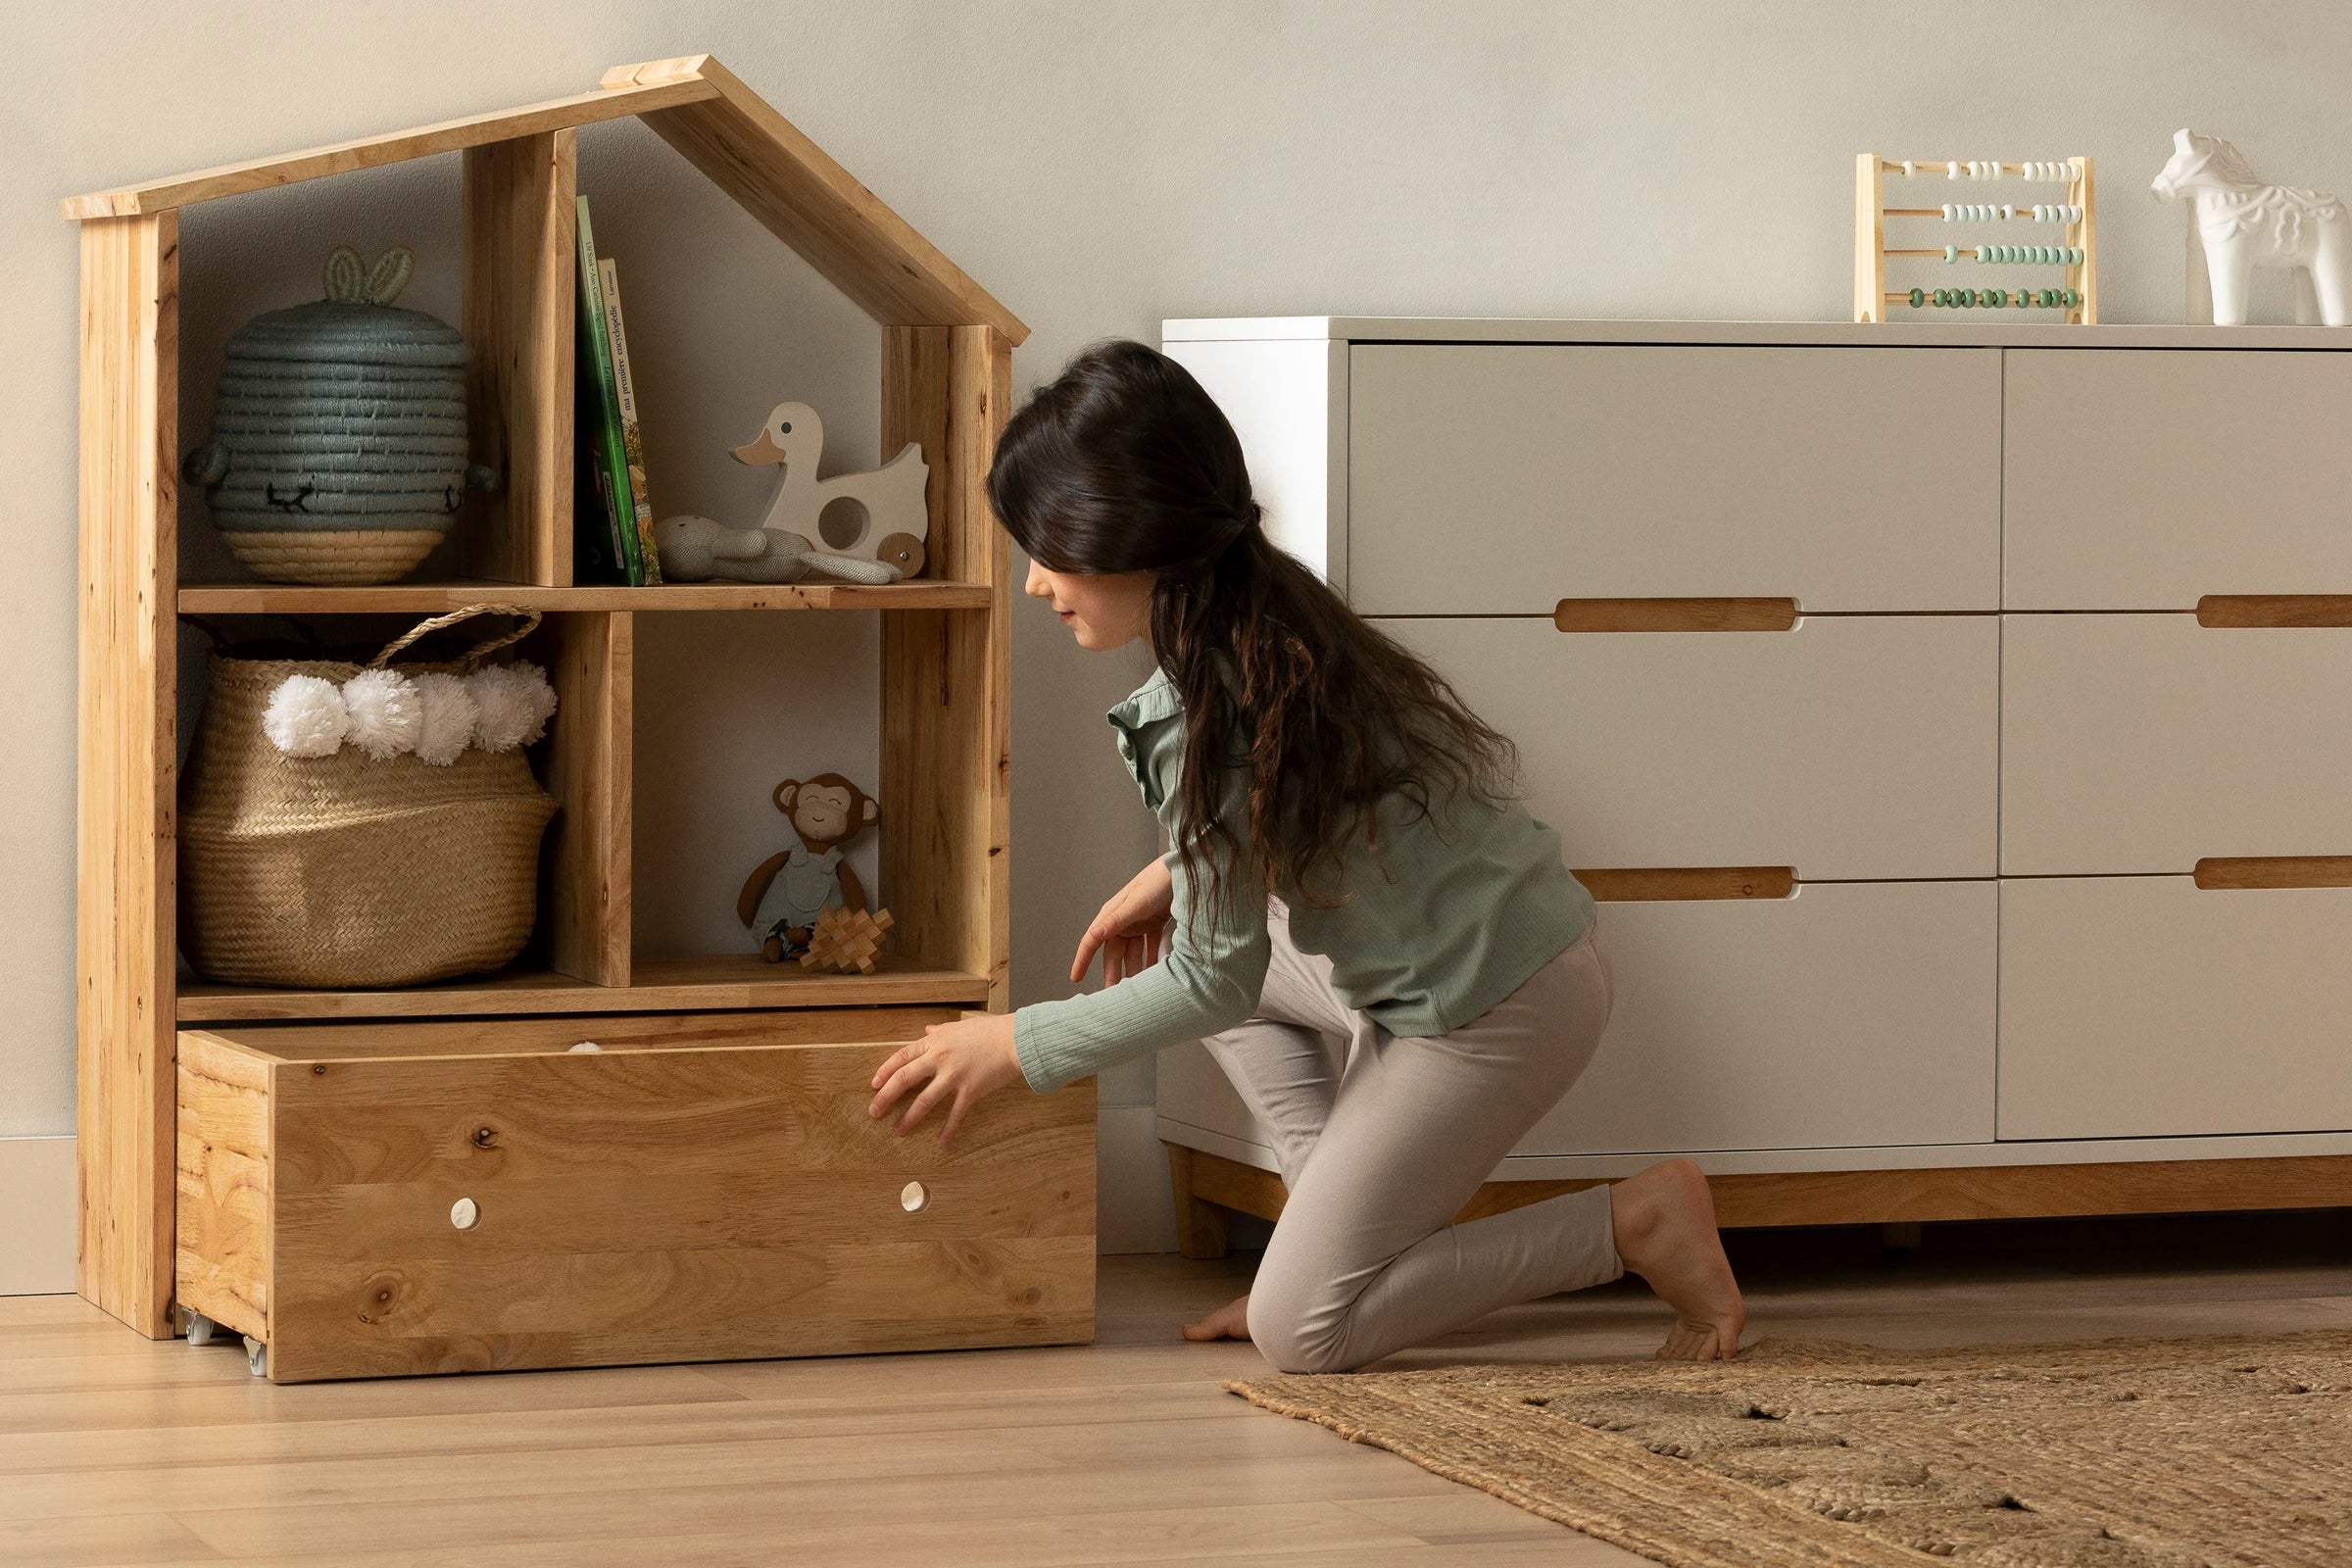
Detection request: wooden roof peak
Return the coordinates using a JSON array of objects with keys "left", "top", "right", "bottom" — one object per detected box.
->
[{"left": 61, "top": 54, "right": 1026, "bottom": 342}]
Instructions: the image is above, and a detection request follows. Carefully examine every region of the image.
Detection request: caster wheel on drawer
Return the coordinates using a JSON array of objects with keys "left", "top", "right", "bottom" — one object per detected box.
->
[
  {"left": 242, "top": 1335, "right": 269, "bottom": 1379},
  {"left": 184, "top": 1310, "right": 218, "bottom": 1348}
]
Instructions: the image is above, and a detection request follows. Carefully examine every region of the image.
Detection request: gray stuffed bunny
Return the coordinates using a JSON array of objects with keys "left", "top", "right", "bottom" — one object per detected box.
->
[{"left": 654, "top": 514, "right": 901, "bottom": 585}]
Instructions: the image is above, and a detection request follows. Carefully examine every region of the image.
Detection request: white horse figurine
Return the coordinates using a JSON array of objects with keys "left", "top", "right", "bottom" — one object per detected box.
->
[{"left": 2151, "top": 128, "right": 2350, "bottom": 326}]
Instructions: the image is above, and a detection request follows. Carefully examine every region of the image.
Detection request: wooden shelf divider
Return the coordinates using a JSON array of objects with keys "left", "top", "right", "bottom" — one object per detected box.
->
[
  {"left": 880, "top": 325, "right": 1013, "bottom": 1009},
  {"left": 460, "top": 127, "right": 575, "bottom": 586},
  {"left": 541, "top": 612, "right": 633, "bottom": 985}
]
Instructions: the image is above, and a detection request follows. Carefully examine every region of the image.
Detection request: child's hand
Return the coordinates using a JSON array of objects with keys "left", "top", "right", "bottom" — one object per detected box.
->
[
  {"left": 1073, "top": 857, "right": 1175, "bottom": 985},
  {"left": 867, "top": 1013, "right": 1024, "bottom": 1146}
]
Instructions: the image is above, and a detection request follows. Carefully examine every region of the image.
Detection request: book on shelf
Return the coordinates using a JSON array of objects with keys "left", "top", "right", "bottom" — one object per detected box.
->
[
  {"left": 573, "top": 194, "right": 646, "bottom": 585},
  {"left": 598, "top": 256, "right": 663, "bottom": 584},
  {"left": 571, "top": 293, "right": 627, "bottom": 584}
]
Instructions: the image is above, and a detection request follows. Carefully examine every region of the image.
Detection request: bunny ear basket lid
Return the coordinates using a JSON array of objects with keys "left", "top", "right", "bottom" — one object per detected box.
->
[
  {"left": 181, "top": 244, "right": 497, "bottom": 586},
  {"left": 177, "top": 606, "right": 558, "bottom": 990}
]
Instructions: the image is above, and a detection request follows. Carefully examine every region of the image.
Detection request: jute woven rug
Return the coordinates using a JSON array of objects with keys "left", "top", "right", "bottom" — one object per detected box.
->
[{"left": 1224, "top": 1328, "right": 2352, "bottom": 1567}]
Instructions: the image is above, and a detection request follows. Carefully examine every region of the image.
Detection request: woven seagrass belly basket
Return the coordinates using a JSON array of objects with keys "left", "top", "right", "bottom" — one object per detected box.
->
[
  {"left": 180, "top": 244, "right": 493, "bottom": 586},
  {"left": 178, "top": 608, "right": 558, "bottom": 989}
]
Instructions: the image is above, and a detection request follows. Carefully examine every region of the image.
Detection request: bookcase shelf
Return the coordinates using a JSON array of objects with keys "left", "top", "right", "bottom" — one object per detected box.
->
[
  {"left": 177, "top": 580, "right": 997, "bottom": 613},
  {"left": 175, "top": 954, "right": 991, "bottom": 1022},
  {"left": 69, "top": 53, "right": 1032, "bottom": 1341}
]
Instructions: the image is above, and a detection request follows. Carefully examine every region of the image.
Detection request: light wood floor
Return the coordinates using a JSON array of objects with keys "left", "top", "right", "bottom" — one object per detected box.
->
[{"left": 6, "top": 1211, "right": 2351, "bottom": 1567}]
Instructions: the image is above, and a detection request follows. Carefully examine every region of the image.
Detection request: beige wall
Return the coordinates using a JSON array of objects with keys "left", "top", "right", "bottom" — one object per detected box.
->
[{"left": 8, "top": 1, "right": 2350, "bottom": 1254}]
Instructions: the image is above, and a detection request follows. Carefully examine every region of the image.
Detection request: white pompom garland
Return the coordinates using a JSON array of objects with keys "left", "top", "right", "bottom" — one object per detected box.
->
[
  {"left": 341, "top": 668, "right": 422, "bottom": 760},
  {"left": 262, "top": 675, "right": 350, "bottom": 758},
  {"left": 410, "top": 672, "right": 480, "bottom": 766},
  {"left": 262, "top": 662, "right": 555, "bottom": 760},
  {"left": 466, "top": 662, "right": 556, "bottom": 753}
]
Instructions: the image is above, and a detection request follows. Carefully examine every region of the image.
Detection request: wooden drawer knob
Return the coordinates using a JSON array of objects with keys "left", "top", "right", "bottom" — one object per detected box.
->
[{"left": 900, "top": 1181, "right": 929, "bottom": 1213}]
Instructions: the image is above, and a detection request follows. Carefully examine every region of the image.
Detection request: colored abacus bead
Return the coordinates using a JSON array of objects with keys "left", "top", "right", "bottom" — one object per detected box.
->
[{"left": 1911, "top": 286, "right": 1926, "bottom": 308}]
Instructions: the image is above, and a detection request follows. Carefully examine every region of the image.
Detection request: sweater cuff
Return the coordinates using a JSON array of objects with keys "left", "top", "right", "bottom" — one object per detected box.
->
[{"left": 1011, "top": 1004, "right": 1069, "bottom": 1095}]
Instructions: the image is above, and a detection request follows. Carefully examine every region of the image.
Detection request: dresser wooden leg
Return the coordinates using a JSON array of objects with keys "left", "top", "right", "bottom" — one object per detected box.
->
[{"left": 1166, "top": 1143, "right": 1232, "bottom": 1260}]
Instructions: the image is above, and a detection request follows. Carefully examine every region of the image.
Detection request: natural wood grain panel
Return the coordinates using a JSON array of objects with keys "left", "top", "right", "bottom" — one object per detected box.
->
[
  {"left": 881, "top": 326, "right": 1011, "bottom": 1008},
  {"left": 1552, "top": 598, "right": 1799, "bottom": 633},
  {"left": 2193, "top": 855, "right": 2352, "bottom": 889},
  {"left": 2197, "top": 595, "right": 2352, "bottom": 628},
  {"left": 1573, "top": 867, "right": 1795, "bottom": 902},
  {"left": 460, "top": 129, "right": 574, "bottom": 585},
  {"left": 175, "top": 954, "right": 989, "bottom": 1021},
  {"left": 1166, "top": 1143, "right": 1232, "bottom": 1261},
  {"left": 882, "top": 323, "right": 952, "bottom": 575},
  {"left": 61, "top": 75, "right": 715, "bottom": 218},
  {"left": 199, "top": 1005, "right": 965, "bottom": 1063},
  {"left": 175, "top": 580, "right": 995, "bottom": 612},
  {"left": 613, "top": 57, "right": 1028, "bottom": 341},
  {"left": 540, "top": 612, "right": 631, "bottom": 985},
  {"left": 255, "top": 1038, "right": 1093, "bottom": 1380},
  {"left": 76, "top": 209, "right": 178, "bottom": 1339},
  {"left": 1175, "top": 1146, "right": 2352, "bottom": 1231},
  {"left": 172, "top": 1033, "right": 269, "bottom": 1339}
]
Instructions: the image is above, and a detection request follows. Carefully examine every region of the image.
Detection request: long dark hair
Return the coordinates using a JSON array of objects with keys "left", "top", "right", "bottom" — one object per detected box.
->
[{"left": 988, "top": 339, "right": 1518, "bottom": 927}]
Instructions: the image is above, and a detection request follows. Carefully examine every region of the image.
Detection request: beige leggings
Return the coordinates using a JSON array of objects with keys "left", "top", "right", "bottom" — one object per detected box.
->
[{"left": 1200, "top": 903, "right": 1622, "bottom": 1374}]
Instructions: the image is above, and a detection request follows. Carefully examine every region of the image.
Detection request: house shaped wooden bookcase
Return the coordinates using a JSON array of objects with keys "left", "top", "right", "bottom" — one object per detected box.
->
[{"left": 69, "top": 56, "right": 1095, "bottom": 1380}]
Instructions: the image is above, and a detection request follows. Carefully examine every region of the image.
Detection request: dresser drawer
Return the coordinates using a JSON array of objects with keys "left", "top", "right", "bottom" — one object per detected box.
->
[
  {"left": 1348, "top": 344, "right": 2000, "bottom": 614},
  {"left": 1999, "top": 876, "right": 2352, "bottom": 1139},
  {"left": 2001, "top": 613, "right": 2352, "bottom": 874},
  {"left": 1386, "top": 614, "right": 1997, "bottom": 879},
  {"left": 2006, "top": 350, "right": 2352, "bottom": 609},
  {"left": 175, "top": 1008, "right": 1096, "bottom": 1382},
  {"left": 1524, "top": 882, "right": 1995, "bottom": 1154}
]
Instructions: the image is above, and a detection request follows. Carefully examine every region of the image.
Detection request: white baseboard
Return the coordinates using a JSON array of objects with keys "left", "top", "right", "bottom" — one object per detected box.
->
[{"left": 0, "top": 1137, "right": 75, "bottom": 1296}]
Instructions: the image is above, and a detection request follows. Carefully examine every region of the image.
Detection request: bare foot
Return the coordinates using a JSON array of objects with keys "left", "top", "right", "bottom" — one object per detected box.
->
[
  {"left": 1610, "top": 1158, "right": 1746, "bottom": 1360},
  {"left": 1181, "top": 1292, "right": 1251, "bottom": 1343}
]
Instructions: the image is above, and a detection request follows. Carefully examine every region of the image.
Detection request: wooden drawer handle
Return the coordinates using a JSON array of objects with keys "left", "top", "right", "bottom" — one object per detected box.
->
[
  {"left": 1553, "top": 598, "right": 1799, "bottom": 633},
  {"left": 2196, "top": 596, "right": 2352, "bottom": 628},
  {"left": 2193, "top": 857, "right": 2352, "bottom": 890},
  {"left": 1575, "top": 866, "right": 1796, "bottom": 902}
]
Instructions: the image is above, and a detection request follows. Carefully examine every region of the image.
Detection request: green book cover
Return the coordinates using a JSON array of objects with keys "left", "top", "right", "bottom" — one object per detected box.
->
[
  {"left": 570, "top": 302, "right": 623, "bottom": 585},
  {"left": 598, "top": 256, "right": 663, "bottom": 584},
  {"left": 574, "top": 194, "right": 644, "bottom": 585}
]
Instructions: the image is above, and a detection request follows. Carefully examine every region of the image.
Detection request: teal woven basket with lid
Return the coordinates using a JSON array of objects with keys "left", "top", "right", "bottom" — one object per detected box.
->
[{"left": 183, "top": 244, "right": 495, "bottom": 585}]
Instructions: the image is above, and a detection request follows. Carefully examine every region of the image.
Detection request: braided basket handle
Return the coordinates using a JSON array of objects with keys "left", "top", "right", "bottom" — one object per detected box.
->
[{"left": 367, "top": 604, "right": 542, "bottom": 672}]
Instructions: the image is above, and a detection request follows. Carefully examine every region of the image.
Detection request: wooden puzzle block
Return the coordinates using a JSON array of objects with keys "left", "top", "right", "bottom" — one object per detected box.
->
[{"left": 799, "top": 906, "right": 895, "bottom": 974}]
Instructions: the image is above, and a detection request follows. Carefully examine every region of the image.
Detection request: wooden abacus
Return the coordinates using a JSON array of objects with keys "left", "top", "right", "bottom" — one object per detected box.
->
[{"left": 1855, "top": 155, "right": 2097, "bottom": 323}]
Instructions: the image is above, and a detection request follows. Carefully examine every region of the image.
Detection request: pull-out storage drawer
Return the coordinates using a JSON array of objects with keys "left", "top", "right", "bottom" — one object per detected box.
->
[
  {"left": 1530, "top": 882, "right": 1996, "bottom": 1153},
  {"left": 1386, "top": 615, "right": 1998, "bottom": 879},
  {"left": 1999, "top": 877, "right": 2352, "bottom": 1139},
  {"left": 2002, "top": 614, "right": 2352, "bottom": 874},
  {"left": 2006, "top": 350, "right": 2352, "bottom": 609},
  {"left": 1348, "top": 344, "right": 2000, "bottom": 614},
  {"left": 175, "top": 1007, "right": 1096, "bottom": 1383}
]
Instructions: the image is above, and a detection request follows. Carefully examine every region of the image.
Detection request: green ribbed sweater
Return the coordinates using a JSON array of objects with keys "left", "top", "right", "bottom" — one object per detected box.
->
[{"left": 1011, "top": 664, "right": 1596, "bottom": 1096}]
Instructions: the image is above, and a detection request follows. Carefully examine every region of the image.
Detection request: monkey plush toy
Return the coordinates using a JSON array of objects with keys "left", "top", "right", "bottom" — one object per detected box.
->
[{"left": 738, "top": 773, "right": 879, "bottom": 962}]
